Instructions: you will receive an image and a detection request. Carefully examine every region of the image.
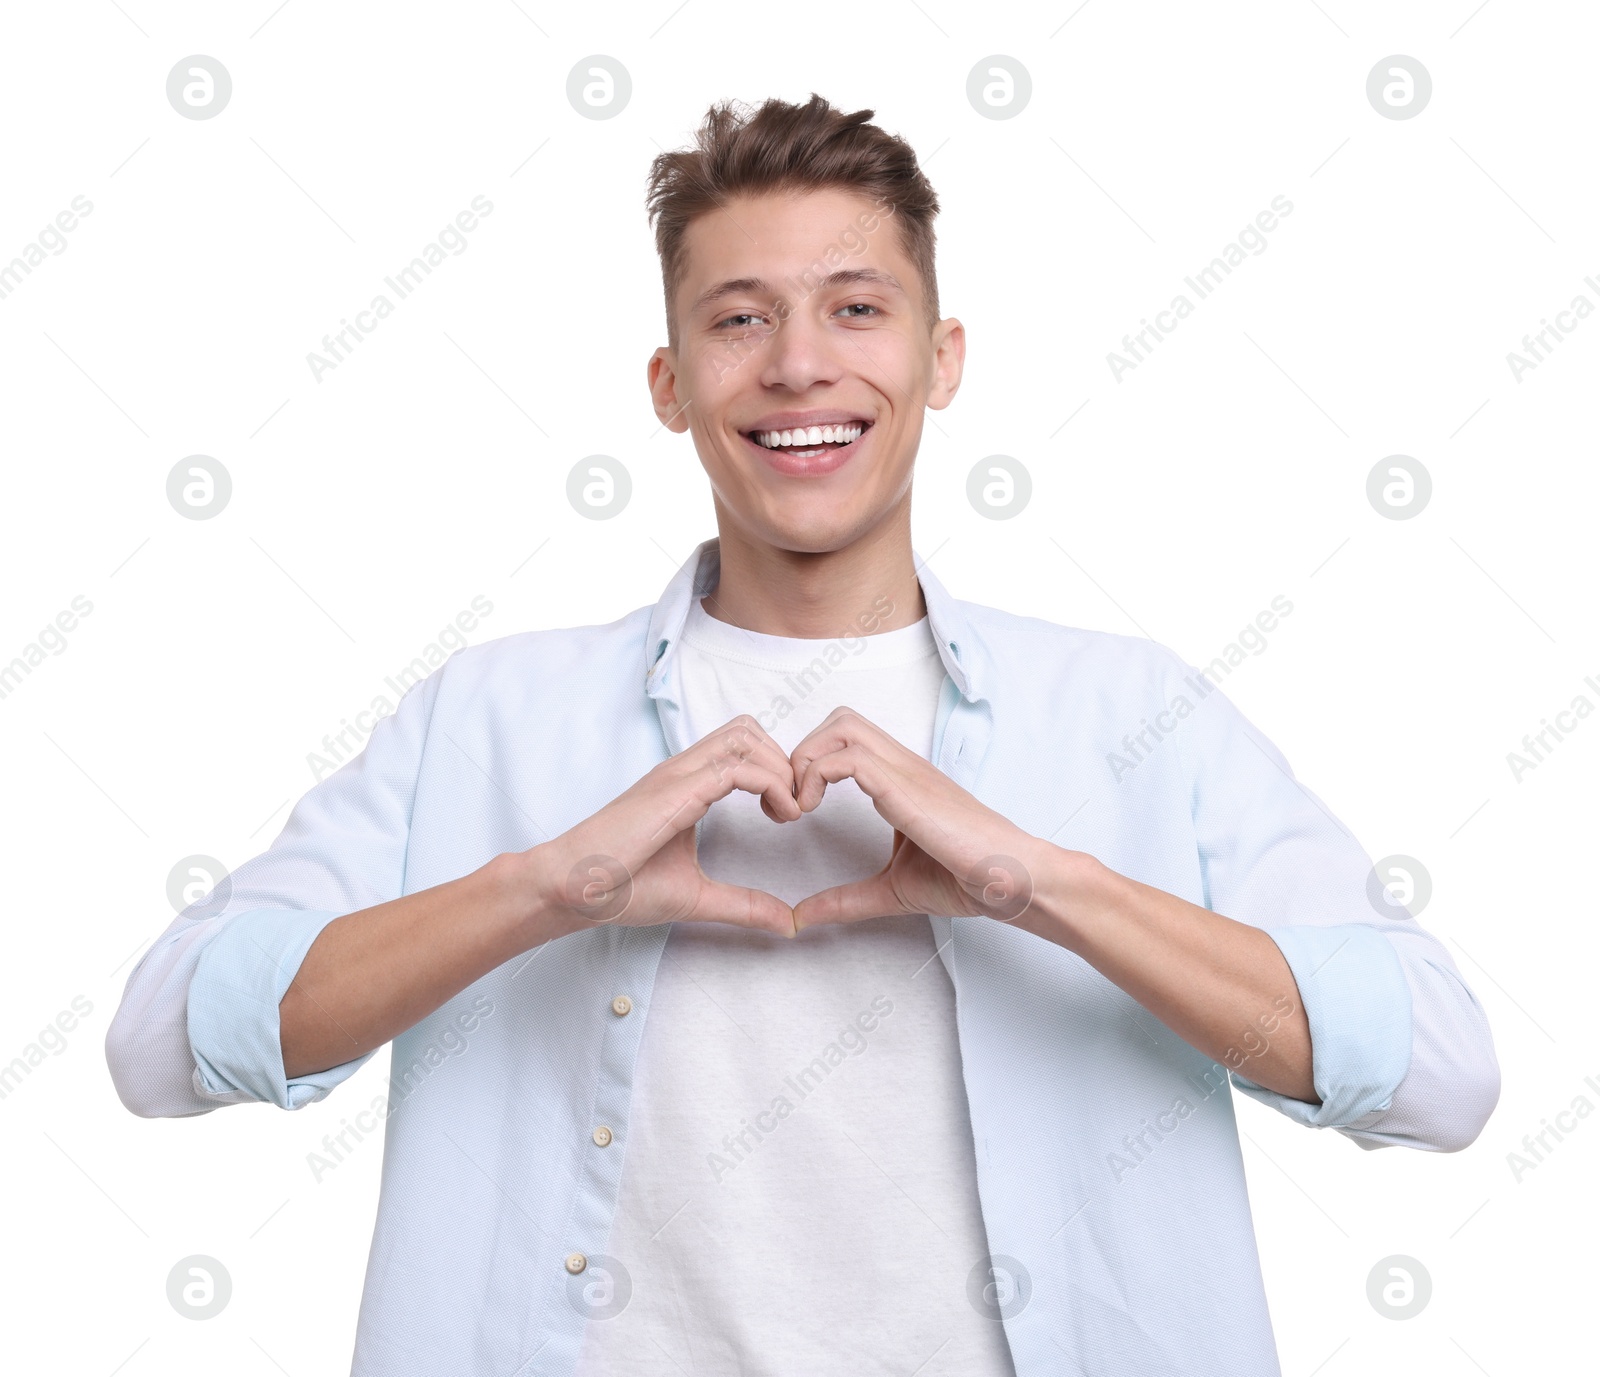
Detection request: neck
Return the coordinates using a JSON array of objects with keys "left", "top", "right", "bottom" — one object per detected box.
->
[{"left": 700, "top": 507, "right": 927, "bottom": 640}]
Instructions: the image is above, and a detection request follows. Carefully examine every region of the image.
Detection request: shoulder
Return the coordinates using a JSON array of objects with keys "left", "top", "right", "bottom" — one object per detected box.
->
[
  {"left": 413, "top": 604, "right": 656, "bottom": 711},
  {"left": 954, "top": 596, "right": 1191, "bottom": 693}
]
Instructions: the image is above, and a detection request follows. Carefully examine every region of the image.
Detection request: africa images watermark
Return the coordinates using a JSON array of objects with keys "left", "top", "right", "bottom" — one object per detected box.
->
[
  {"left": 0, "top": 594, "right": 95, "bottom": 705},
  {"left": 1107, "top": 595, "right": 1295, "bottom": 782},
  {"left": 735, "top": 593, "right": 897, "bottom": 738},
  {"left": 1504, "top": 671, "right": 1600, "bottom": 783},
  {"left": 0, "top": 995, "right": 95, "bottom": 1102},
  {"left": 0, "top": 195, "right": 94, "bottom": 303},
  {"left": 707, "top": 195, "right": 899, "bottom": 385},
  {"left": 305, "top": 994, "right": 495, "bottom": 1182},
  {"left": 307, "top": 594, "right": 494, "bottom": 781},
  {"left": 1505, "top": 1069, "right": 1600, "bottom": 1183},
  {"left": 706, "top": 995, "right": 895, "bottom": 1184},
  {"left": 1107, "top": 993, "right": 1298, "bottom": 1184},
  {"left": 306, "top": 194, "right": 495, "bottom": 382},
  {"left": 1107, "top": 195, "right": 1295, "bottom": 381},
  {"left": 1505, "top": 273, "right": 1600, "bottom": 382}
]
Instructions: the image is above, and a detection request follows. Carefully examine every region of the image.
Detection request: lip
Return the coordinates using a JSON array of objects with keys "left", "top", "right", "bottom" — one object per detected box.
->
[
  {"left": 739, "top": 421, "right": 871, "bottom": 477},
  {"left": 742, "top": 410, "right": 873, "bottom": 432}
]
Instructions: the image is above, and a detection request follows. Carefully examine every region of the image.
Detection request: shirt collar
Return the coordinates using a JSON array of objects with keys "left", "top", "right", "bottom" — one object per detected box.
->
[{"left": 643, "top": 536, "right": 985, "bottom": 703}]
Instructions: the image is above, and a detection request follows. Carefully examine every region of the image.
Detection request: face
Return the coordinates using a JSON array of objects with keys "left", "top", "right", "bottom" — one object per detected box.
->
[{"left": 647, "top": 187, "right": 964, "bottom": 553}]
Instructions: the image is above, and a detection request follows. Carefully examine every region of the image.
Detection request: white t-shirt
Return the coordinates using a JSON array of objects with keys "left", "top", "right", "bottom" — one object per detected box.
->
[{"left": 573, "top": 595, "right": 1017, "bottom": 1376}]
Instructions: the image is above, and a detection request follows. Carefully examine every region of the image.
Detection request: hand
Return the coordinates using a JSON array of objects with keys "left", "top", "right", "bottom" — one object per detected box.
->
[
  {"left": 531, "top": 714, "right": 800, "bottom": 938},
  {"left": 786, "top": 706, "right": 1041, "bottom": 930},
  {"left": 775, "top": 711, "right": 1326, "bottom": 1111}
]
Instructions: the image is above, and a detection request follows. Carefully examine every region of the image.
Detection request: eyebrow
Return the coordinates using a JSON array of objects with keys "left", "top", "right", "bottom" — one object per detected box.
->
[{"left": 689, "top": 267, "right": 906, "bottom": 316}]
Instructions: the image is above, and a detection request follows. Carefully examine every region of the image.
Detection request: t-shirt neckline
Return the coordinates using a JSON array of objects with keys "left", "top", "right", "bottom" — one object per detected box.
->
[{"left": 682, "top": 594, "right": 937, "bottom": 672}]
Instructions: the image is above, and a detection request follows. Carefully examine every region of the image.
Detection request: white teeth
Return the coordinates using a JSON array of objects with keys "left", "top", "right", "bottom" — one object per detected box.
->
[{"left": 752, "top": 424, "right": 865, "bottom": 449}]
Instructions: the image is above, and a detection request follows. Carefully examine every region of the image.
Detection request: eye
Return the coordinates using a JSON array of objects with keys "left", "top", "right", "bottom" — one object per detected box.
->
[
  {"left": 715, "top": 312, "right": 769, "bottom": 330},
  {"left": 836, "top": 303, "right": 881, "bottom": 319}
]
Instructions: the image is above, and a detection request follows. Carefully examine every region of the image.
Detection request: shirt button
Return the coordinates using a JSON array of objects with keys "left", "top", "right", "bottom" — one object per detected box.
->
[
  {"left": 565, "top": 1252, "right": 588, "bottom": 1275},
  {"left": 592, "top": 1126, "right": 613, "bottom": 1147},
  {"left": 611, "top": 995, "right": 633, "bottom": 1016}
]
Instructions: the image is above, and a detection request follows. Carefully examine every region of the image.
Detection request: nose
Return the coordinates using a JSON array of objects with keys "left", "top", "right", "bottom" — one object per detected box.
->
[{"left": 757, "top": 310, "right": 845, "bottom": 395}]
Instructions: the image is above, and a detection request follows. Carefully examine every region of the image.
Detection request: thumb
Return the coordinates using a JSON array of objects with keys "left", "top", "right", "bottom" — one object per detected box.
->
[
  {"left": 690, "top": 877, "right": 797, "bottom": 938},
  {"left": 792, "top": 870, "right": 902, "bottom": 931}
]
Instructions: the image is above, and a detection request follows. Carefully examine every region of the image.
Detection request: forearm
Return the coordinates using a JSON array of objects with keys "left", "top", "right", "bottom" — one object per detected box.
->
[
  {"left": 1016, "top": 840, "right": 1317, "bottom": 1103},
  {"left": 279, "top": 849, "right": 567, "bottom": 1081}
]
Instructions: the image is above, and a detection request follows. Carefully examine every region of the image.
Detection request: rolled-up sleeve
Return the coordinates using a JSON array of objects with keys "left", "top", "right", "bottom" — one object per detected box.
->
[
  {"left": 1164, "top": 650, "right": 1501, "bottom": 1151},
  {"left": 1235, "top": 923, "right": 1412, "bottom": 1127},
  {"left": 106, "top": 657, "right": 454, "bottom": 1117},
  {"left": 188, "top": 907, "right": 365, "bottom": 1109}
]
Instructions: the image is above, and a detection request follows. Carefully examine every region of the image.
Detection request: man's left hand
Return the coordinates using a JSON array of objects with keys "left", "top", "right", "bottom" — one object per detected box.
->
[{"left": 785, "top": 706, "right": 1046, "bottom": 931}]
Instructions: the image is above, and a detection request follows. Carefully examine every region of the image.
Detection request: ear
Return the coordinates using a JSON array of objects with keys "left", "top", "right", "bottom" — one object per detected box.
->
[
  {"left": 647, "top": 347, "right": 693, "bottom": 433},
  {"left": 925, "top": 317, "right": 966, "bottom": 412}
]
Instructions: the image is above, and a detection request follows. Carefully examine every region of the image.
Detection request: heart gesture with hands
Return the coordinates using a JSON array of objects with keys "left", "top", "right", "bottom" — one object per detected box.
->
[
  {"left": 534, "top": 705, "right": 1043, "bottom": 938},
  {"left": 527, "top": 707, "right": 1320, "bottom": 1106},
  {"left": 785, "top": 705, "right": 1041, "bottom": 931}
]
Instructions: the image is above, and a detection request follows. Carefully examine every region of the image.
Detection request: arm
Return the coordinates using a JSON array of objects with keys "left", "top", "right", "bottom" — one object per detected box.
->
[
  {"left": 1106, "top": 653, "right": 1502, "bottom": 1151},
  {"left": 788, "top": 665, "right": 1500, "bottom": 1152},
  {"left": 106, "top": 677, "right": 806, "bottom": 1116},
  {"left": 1015, "top": 846, "right": 1318, "bottom": 1103},
  {"left": 285, "top": 709, "right": 811, "bottom": 1075},
  {"left": 105, "top": 659, "right": 477, "bottom": 1116},
  {"left": 278, "top": 854, "right": 556, "bottom": 1082}
]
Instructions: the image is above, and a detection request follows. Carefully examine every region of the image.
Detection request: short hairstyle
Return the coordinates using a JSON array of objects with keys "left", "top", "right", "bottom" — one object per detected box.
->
[{"left": 646, "top": 93, "right": 941, "bottom": 349}]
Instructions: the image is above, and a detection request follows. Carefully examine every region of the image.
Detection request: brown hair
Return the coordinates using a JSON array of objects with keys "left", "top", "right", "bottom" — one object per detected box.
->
[{"left": 646, "top": 93, "right": 941, "bottom": 348}]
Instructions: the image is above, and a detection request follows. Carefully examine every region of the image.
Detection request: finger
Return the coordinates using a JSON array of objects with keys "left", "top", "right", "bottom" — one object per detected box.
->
[
  {"left": 713, "top": 757, "right": 803, "bottom": 823},
  {"left": 700, "top": 715, "right": 796, "bottom": 783},
  {"left": 792, "top": 871, "right": 905, "bottom": 930},
  {"left": 693, "top": 720, "right": 800, "bottom": 816},
  {"left": 653, "top": 759, "right": 798, "bottom": 848},
  {"left": 789, "top": 706, "right": 897, "bottom": 783},
  {"left": 689, "top": 876, "right": 797, "bottom": 938},
  {"left": 793, "top": 744, "right": 900, "bottom": 817},
  {"left": 601, "top": 757, "right": 797, "bottom": 878},
  {"left": 794, "top": 748, "right": 971, "bottom": 884},
  {"left": 787, "top": 710, "right": 859, "bottom": 785}
]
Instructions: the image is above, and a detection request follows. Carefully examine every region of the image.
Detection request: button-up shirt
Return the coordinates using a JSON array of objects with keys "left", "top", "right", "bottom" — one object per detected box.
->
[{"left": 105, "top": 536, "right": 1500, "bottom": 1376}]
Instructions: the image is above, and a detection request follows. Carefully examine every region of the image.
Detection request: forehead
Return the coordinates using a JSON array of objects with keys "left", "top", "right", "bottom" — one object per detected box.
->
[{"left": 676, "top": 186, "right": 912, "bottom": 297}]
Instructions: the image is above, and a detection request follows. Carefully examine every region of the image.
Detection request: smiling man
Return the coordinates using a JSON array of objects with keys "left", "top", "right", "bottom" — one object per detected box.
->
[{"left": 107, "top": 95, "right": 1500, "bottom": 1376}]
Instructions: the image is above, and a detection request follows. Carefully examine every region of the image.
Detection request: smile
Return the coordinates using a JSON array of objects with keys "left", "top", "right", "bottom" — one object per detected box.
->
[{"left": 739, "top": 420, "right": 873, "bottom": 476}]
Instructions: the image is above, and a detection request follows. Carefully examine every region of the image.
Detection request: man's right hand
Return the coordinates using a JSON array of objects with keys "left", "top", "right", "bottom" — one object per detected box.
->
[
  {"left": 527, "top": 714, "right": 801, "bottom": 938},
  {"left": 271, "top": 716, "right": 798, "bottom": 1085}
]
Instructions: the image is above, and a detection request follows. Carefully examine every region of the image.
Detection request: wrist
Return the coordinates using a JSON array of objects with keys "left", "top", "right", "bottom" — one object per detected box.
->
[
  {"left": 490, "top": 845, "right": 582, "bottom": 947},
  {"left": 1014, "top": 836, "right": 1114, "bottom": 952}
]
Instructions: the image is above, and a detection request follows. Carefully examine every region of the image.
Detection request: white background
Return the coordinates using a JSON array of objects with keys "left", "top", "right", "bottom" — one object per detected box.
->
[{"left": 1, "top": 1, "right": 1594, "bottom": 1373}]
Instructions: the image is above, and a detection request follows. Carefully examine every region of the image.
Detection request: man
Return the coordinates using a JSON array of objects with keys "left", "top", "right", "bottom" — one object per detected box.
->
[{"left": 107, "top": 94, "right": 1500, "bottom": 1376}]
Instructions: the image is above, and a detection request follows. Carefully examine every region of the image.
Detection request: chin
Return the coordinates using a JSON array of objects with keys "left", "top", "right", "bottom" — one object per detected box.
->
[{"left": 768, "top": 510, "right": 885, "bottom": 555}]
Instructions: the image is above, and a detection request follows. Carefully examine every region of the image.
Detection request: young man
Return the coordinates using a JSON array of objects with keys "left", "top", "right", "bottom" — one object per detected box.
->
[{"left": 107, "top": 95, "right": 1500, "bottom": 1376}]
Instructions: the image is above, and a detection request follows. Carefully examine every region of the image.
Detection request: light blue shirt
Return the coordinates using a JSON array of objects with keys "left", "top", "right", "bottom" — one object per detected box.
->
[{"left": 106, "top": 536, "right": 1500, "bottom": 1376}]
